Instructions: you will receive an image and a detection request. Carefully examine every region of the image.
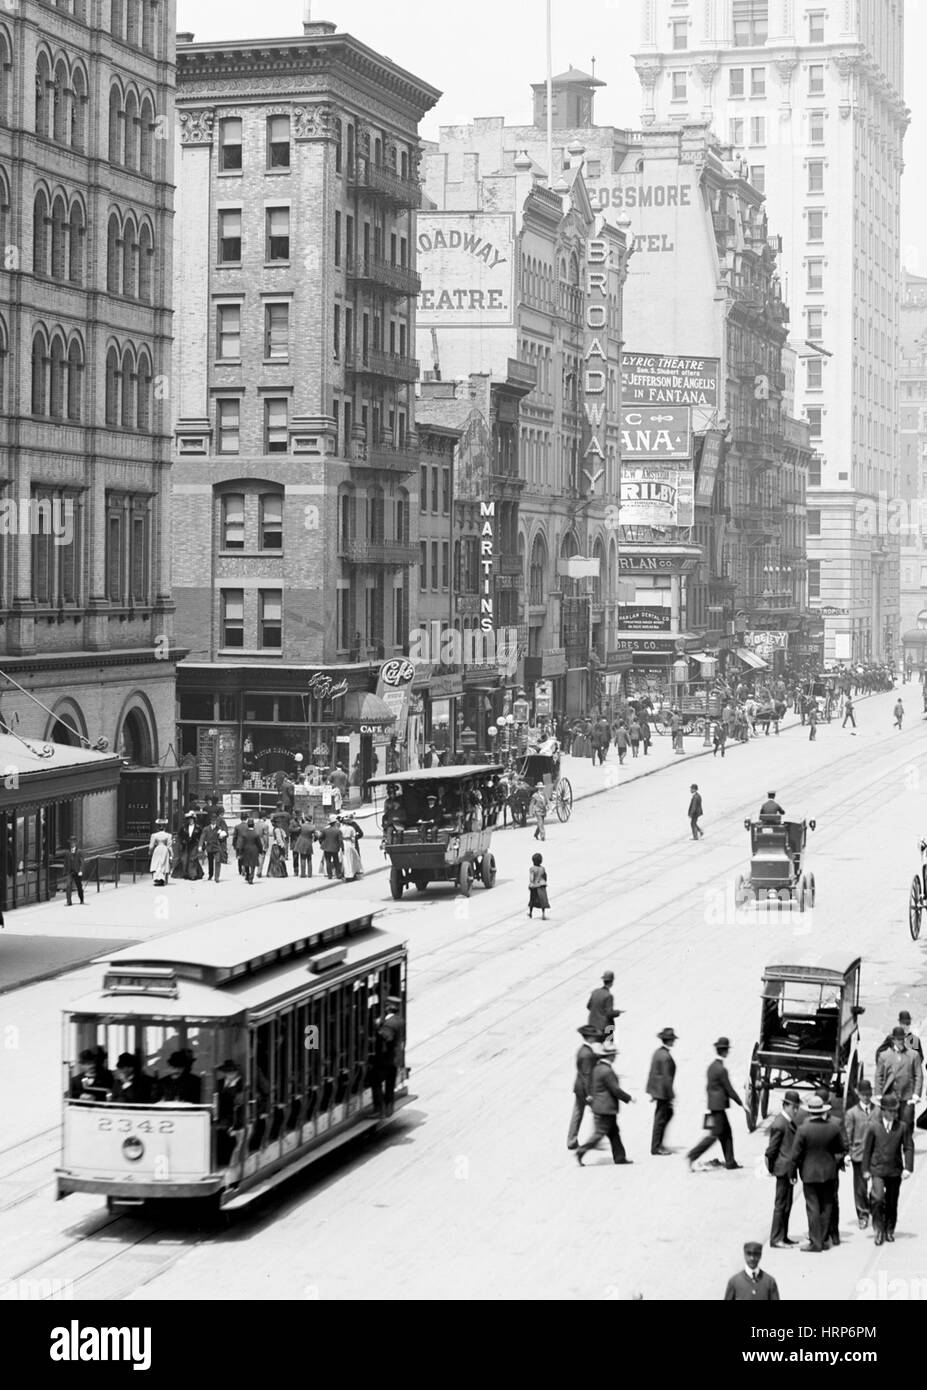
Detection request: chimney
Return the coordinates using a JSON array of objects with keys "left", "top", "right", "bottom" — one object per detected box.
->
[
  {"left": 303, "top": 20, "right": 337, "bottom": 36},
  {"left": 177, "top": 31, "right": 194, "bottom": 42}
]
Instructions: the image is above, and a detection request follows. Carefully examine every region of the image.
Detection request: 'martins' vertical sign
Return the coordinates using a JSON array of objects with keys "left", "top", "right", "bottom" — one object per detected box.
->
[
  {"left": 480, "top": 501, "right": 495, "bottom": 632},
  {"left": 582, "top": 237, "right": 609, "bottom": 496}
]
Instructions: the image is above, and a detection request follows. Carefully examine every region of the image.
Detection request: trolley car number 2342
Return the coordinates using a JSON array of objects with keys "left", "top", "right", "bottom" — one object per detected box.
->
[{"left": 96, "top": 1117, "right": 175, "bottom": 1134}]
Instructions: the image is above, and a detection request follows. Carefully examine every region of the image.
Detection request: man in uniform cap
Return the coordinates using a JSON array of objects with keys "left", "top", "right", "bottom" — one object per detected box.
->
[
  {"left": 862, "top": 1093, "right": 914, "bottom": 1245},
  {"left": 575, "top": 1043, "right": 635, "bottom": 1166},
  {"left": 646, "top": 1028, "right": 678, "bottom": 1155},
  {"left": 586, "top": 971, "right": 623, "bottom": 1036},
  {"left": 765, "top": 1091, "right": 801, "bottom": 1246},
  {"left": 371, "top": 995, "right": 405, "bottom": 1118},
  {"left": 788, "top": 1093, "right": 845, "bottom": 1252},
  {"left": 567, "top": 1025, "right": 605, "bottom": 1150},
  {"left": 687, "top": 1037, "right": 744, "bottom": 1171},
  {"left": 723, "top": 1242, "right": 780, "bottom": 1301}
]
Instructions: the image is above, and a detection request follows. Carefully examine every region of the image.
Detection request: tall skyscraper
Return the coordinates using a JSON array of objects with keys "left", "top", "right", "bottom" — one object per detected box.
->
[{"left": 635, "top": 0, "right": 908, "bottom": 663}]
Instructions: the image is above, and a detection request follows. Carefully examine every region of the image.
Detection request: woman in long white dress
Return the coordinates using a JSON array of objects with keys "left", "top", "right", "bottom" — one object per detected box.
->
[
  {"left": 148, "top": 820, "right": 172, "bottom": 886},
  {"left": 341, "top": 818, "right": 364, "bottom": 880}
]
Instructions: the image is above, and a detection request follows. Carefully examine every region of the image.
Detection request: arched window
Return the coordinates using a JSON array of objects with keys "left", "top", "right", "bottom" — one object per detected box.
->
[
  {"left": 0, "top": 314, "right": 7, "bottom": 411},
  {"left": 122, "top": 214, "right": 138, "bottom": 298},
  {"left": 0, "top": 28, "right": 11, "bottom": 128},
  {"left": 31, "top": 330, "right": 48, "bottom": 414},
  {"left": 139, "top": 95, "right": 154, "bottom": 175},
  {"left": 529, "top": 534, "right": 547, "bottom": 607},
  {"left": 35, "top": 52, "right": 51, "bottom": 137},
  {"left": 0, "top": 167, "right": 7, "bottom": 262},
  {"left": 136, "top": 348, "right": 152, "bottom": 431},
  {"left": 68, "top": 200, "right": 85, "bottom": 284},
  {"left": 396, "top": 487, "right": 409, "bottom": 544},
  {"left": 111, "top": 0, "right": 124, "bottom": 41},
  {"left": 592, "top": 539, "right": 606, "bottom": 604},
  {"left": 67, "top": 336, "right": 83, "bottom": 421},
  {"left": 367, "top": 484, "right": 384, "bottom": 542},
  {"left": 33, "top": 188, "right": 50, "bottom": 276},
  {"left": 120, "top": 345, "right": 135, "bottom": 428},
  {"left": 108, "top": 84, "right": 123, "bottom": 163},
  {"left": 106, "top": 212, "right": 121, "bottom": 293},
  {"left": 138, "top": 221, "right": 153, "bottom": 302},
  {"left": 123, "top": 88, "right": 139, "bottom": 169},
  {"left": 50, "top": 194, "right": 67, "bottom": 279},
  {"left": 70, "top": 65, "right": 87, "bottom": 149},
  {"left": 49, "top": 333, "right": 66, "bottom": 417},
  {"left": 339, "top": 486, "right": 355, "bottom": 546},
  {"left": 52, "top": 58, "right": 68, "bottom": 144},
  {"left": 105, "top": 345, "right": 119, "bottom": 425}
]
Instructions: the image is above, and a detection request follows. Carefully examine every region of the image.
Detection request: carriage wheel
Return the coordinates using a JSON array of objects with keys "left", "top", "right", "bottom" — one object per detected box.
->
[
  {"left": 798, "top": 875, "right": 808, "bottom": 913},
  {"left": 555, "top": 779, "right": 573, "bottom": 822},
  {"left": 458, "top": 861, "right": 472, "bottom": 897},
  {"left": 809, "top": 872, "right": 816, "bottom": 908},
  {"left": 389, "top": 866, "right": 404, "bottom": 901},
  {"left": 480, "top": 853, "right": 496, "bottom": 889},
  {"left": 745, "top": 1052, "right": 761, "bottom": 1133},
  {"left": 910, "top": 875, "right": 923, "bottom": 941}
]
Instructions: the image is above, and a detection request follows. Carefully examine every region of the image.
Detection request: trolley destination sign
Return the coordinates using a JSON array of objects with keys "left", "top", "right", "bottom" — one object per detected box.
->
[{"left": 622, "top": 354, "right": 720, "bottom": 408}]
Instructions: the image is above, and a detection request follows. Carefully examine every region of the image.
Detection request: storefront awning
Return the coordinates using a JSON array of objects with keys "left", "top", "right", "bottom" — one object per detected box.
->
[
  {"left": 0, "top": 735, "right": 124, "bottom": 815},
  {"left": 734, "top": 648, "right": 769, "bottom": 671},
  {"left": 341, "top": 692, "right": 397, "bottom": 731}
]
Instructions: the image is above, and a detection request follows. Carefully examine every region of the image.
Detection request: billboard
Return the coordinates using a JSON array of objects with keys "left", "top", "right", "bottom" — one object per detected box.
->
[
  {"left": 620, "top": 406, "right": 691, "bottom": 460},
  {"left": 619, "top": 465, "right": 695, "bottom": 528},
  {"left": 417, "top": 214, "right": 515, "bottom": 326},
  {"left": 623, "top": 354, "right": 720, "bottom": 408}
]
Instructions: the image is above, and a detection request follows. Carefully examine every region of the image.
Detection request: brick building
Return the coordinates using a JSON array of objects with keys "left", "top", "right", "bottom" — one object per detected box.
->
[
  {"left": 0, "top": 0, "right": 180, "bottom": 864},
  {"left": 171, "top": 21, "right": 440, "bottom": 792}
]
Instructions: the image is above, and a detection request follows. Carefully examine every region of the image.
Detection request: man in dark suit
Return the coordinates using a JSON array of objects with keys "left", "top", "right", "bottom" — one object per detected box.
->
[
  {"left": 687, "top": 1037, "right": 743, "bottom": 1170},
  {"left": 789, "top": 1093, "right": 846, "bottom": 1251},
  {"left": 765, "top": 1090, "right": 801, "bottom": 1246},
  {"left": 875, "top": 1025, "right": 923, "bottom": 1131},
  {"left": 759, "top": 792, "right": 784, "bottom": 820},
  {"left": 875, "top": 1010, "right": 924, "bottom": 1063},
  {"left": 586, "top": 971, "right": 623, "bottom": 1035},
  {"left": 723, "top": 1242, "right": 780, "bottom": 1301},
  {"left": 568, "top": 1024, "right": 605, "bottom": 1150},
  {"left": 646, "top": 1027, "right": 678, "bottom": 1155},
  {"left": 370, "top": 996, "right": 405, "bottom": 1118},
  {"left": 236, "top": 819, "right": 263, "bottom": 885},
  {"left": 844, "top": 1079, "right": 877, "bottom": 1228},
  {"left": 862, "top": 1094, "right": 914, "bottom": 1244},
  {"left": 63, "top": 837, "right": 85, "bottom": 905},
  {"left": 111, "top": 1052, "right": 154, "bottom": 1105},
  {"left": 575, "top": 1044, "right": 635, "bottom": 1165}
]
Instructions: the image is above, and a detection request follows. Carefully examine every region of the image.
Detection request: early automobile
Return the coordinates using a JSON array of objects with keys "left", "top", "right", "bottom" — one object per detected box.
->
[
  {"left": 735, "top": 810, "right": 816, "bottom": 911},
  {"left": 506, "top": 751, "right": 572, "bottom": 826},
  {"left": 744, "top": 954, "right": 866, "bottom": 1130},
  {"left": 370, "top": 764, "right": 503, "bottom": 899}
]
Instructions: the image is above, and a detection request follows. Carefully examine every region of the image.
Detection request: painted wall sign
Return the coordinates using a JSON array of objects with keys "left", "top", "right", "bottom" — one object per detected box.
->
[{"left": 417, "top": 213, "right": 515, "bottom": 326}]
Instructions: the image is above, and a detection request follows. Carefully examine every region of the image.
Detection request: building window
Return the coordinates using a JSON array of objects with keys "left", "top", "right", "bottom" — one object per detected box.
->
[
  {"left": 749, "top": 164, "right": 765, "bottom": 193},
  {"left": 442, "top": 467, "right": 450, "bottom": 514},
  {"left": 431, "top": 540, "right": 439, "bottom": 590},
  {"left": 807, "top": 309, "right": 823, "bottom": 340},
  {"left": 807, "top": 357, "right": 823, "bottom": 389},
  {"left": 730, "top": 116, "right": 744, "bottom": 145},
  {"left": 216, "top": 398, "right": 240, "bottom": 454},
  {"left": 808, "top": 454, "right": 821, "bottom": 487},
  {"left": 807, "top": 258, "right": 824, "bottom": 291},
  {"left": 419, "top": 540, "right": 427, "bottom": 589},
  {"left": 267, "top": 115, "right": 290, "bottom": 170},
  {"left": 32, "top": 489, "right": 81, "bottom": 607},
  {"left": 808, "top": 64, "right": 825, "bottom": 95},
  {"left": 259, "top": 590, "right": 282, "bottom": 649},
  {"left": 807, "top": 209, "right": 824, "bottom": 242},
  {"left": 218, "top": 209, "right": 241, "bottom": 263},
  {"left": 441, "top": 541, "right": 450, "bottom": 589},
  {"left": 808, "top": 10, "right": 825, "bottom": 43},
  {"left": 806, "top": 408, "right": 823, "bottom": 441},
  {"left": 431, "top": 466, "right": 439, "bottom": 513},
  {"left": 750, "top": 67, "right": 766, "bottom": 97},
  {"left": 266, "top": 207, "right": 289, "bottom": 261},
  {"left": 260, "top": 493, "right": 283, "bottom": 550},
  {"left": 222, "top": 589, "right": 244, "bottom": 648},
  {"left": 219, "top": 118, "right": 242, "bottom": 171},
  {"left": 749, "top": 116, "right": 765, "bottom": 146},
  {"left": 807, "top": 160, "right": 824, "bottom": 193},
  {"left": 222, "top": 493, "right": 245, "bottom": 550},
  {"left": 733, "top": 0, "right": 768, "bottom": 47},
  {"left": 264, "top": 302, "right": 289, "bottom": 360},
  {"left": 672, "top": 19, "right": 688, "bottom": 49},
  {"left": 217, "top": 304, "right": 241, "bottom": 359},
  {"left": 670, "top": 71, "right": 687, "bottom": 101},
  {"left": 807, "top": 560, "right": 821, "bottom": 599},
  {"left": 729, "top": 68, "right": 744, "bottom": 97},
  {"left": 334, "top": 210, "right": 341, "bottom": 267},
  {"left": 130, "top": 509, "right": 149, "bottom": 603},
  {"left": 264, "top": 397, "right": 288, "bottom": 453},
  {"left": 809, "top": 110, "right": 825, "bottom": 144},
  {"left": 419, "top": 465, "right": 427, "bottom": 511}
]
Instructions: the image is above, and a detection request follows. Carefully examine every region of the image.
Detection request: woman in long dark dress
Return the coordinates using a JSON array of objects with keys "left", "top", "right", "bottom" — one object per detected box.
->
[
  {"left": 527, "top": 852, "right": 550, "bottom": 921},
  {"left": 172, "top": 814, "right": 203, "bottom": 880}
]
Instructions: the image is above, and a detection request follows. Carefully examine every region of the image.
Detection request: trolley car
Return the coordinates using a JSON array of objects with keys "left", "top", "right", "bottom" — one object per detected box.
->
[{"left": 56, "top": 900, "right": 409, "bottom": 1214}]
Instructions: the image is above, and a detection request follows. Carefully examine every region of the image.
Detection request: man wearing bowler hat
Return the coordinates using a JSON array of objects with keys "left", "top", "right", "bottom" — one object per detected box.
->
[
  {"left": 788, "top": 1093, "right": 845, "bottom": 1252},
  {"left": 687, "top": 1037, "right": 744, "bottom": 1171},
  {"left": 844, "top": 1079, "right": 877, "bottom": 1228},
  {"left": 646, "top": 1028, "right": 678, "bottom": 1155},
  {"left": 765, "top": 1090, "right": 801, "bottom": 1247},
  {"left": 568, "top": 1024, "right": 605, "bottom": 1150},
  {"left": 862, "top": 1093, "right": 914, "bottom": 1245},
  {"left": 575, "top": 1042, "right": 635, "bottom": 1166},
  {"left": 586, "top": 971, "right": 623, "bottom": 1036},
  {"left": 723, "top": 1242, "right": 780, "bottom": 1301},
  {"left": 875, "top": 1024, "right": 923, "bottom": 1131}
]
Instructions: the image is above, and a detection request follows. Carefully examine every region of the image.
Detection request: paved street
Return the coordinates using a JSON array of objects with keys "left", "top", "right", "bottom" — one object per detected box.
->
[{"left": 2, "top": 689, "right": 925, "bottom": 1301}]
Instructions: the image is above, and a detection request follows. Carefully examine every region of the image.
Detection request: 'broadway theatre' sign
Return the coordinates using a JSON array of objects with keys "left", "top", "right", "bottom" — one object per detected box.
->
[
  {"left": 620, "top": 406, "right": 691, "bottom": 460},
  {"left": 417, "top": 214, "right": 515, "bottom": 326},
  {"left": 623, "top": 354, "right": 720, "bottom": 408}
]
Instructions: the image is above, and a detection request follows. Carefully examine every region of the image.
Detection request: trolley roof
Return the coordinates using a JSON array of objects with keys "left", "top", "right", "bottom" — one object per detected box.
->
[
  {"left": 368, "top": 764, "right": 504, "bottom": 786},
  {"left": 762, "top": 953, "right": 861, "bottom": 986}
]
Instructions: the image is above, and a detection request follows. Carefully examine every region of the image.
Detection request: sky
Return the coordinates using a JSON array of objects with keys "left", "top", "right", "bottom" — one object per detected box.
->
[{"left": 178, "top": 0, "right": 927, "bottom": 273}]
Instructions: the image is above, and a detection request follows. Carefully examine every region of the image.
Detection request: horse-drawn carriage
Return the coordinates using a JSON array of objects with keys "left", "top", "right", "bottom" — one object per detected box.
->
[
  {"left": 505, "top": 752, "right": 572, "bottom": 826},
  {"left": 735, "top": 811, "right": 816, "bottom": 911},
  {"left": 370, "top": 765, "right": 502, "bottom": 899},
  {"left": 744, "top": 955, "right": 865, "bottom": 1130}
]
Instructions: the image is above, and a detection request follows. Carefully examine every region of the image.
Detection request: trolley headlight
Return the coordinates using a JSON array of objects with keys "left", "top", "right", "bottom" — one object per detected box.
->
[{"left": 122, "top": 1136, "right": 144, "bottom": 1163}]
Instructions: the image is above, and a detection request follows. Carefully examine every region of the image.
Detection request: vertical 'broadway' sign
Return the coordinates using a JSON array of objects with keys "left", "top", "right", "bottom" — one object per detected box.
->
[{"left": 582, "top": 237, "right": 610, "bottom": 496}]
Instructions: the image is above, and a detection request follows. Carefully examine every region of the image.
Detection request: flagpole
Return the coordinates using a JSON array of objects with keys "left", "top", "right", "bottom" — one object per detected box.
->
[{"left": 546, "top": 0, "right": 553, "bottom": 184}]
